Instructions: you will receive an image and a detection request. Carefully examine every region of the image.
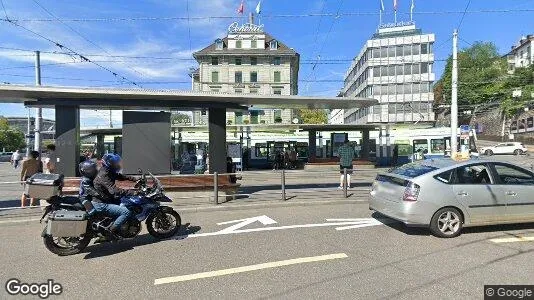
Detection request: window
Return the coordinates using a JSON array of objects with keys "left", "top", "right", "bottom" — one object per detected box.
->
[
  {"left": 389, "top": 162, "right": 438, "bottom": 178},
  {"left": 235, "top": 71, "right": 242, "bottom": 83},
  {"left": 412, "top": 44, "right": 420, "bottom": 55},
  {"left": 211, "top": 57, "right": 219, "bottom": 65},
  {"left": 270, "top": 40, "right": 278, "bottom": 50},
  {"left": 250, "top": 57, "right": 257, "bottom": 65},
  {"left": 235, "top": 112, "right": 243, "bottom": 124},
  {"left": 251, "top": 40, "right": 257, "bottom": 49},
  {"left": 236, "top": 40, "right": 242, "bottom": 48},
  {"left": 372, "top": 48, "right": 380, "bottom": 58},
  {"left": 421, "top": 43, "right": 428, "bottom": 54},
  {"left": 403, "top": 45, "right": 412, "bottom": 56},
  {"left": 211, "top": 71, "right": 219, "bottom": 83},
  {"left": 396, "top": 45, "right": 403, "bottom": 56},
  {"left": 380, "top": 47, "right": 387, "bottom": 58},
  {"left": 234, "top": 89, "right": 243, "bottom": 93},
  {"left": 396, "top": 65, "right": 403, "bottom": 76},
  {"left": 421, "top": 82, "right": 429, "bottom": 92},
  {"left": 250, "top": 111, "right": 259, "bottom": 124},
  {"left": 493, "top": 164, "right": 534, "bottom": 185},
  {"left": 274, "top": 110, "right": 282, "bottom": 123},
  {"left": 412, "top": 63, "right": 420, "bottom": 74},
  {"left": 273, "top": 89, "right": 282, "bottom": 95},
  {"left": 412, "top": 83, "right": 420, "bottom": 93},
  {"left": 435, "top": 169, "right": 454, "bottom": 184},
  {"left": 455, "top": 164, "right": 491, "bottom": 184},
  {"left": 250, "top": 71, "right": 258, "bottom": 83},
  {"left": 235, "top": 58, "right": 242, "bottom": 65},
  {"left": 430, "top": 139, "right": 445, "bottom": 154},
  {"left": 215, "top": 39, "right": 223, "bottom": 50},
  {"left": 273, "top": 71, "right": 281, "bottom": 83},
  {"left": 249, "top": 89, "right": 258, "bottom": 94},
  {"left": 388, "top": 84, "right": 396, "bottom": 95},
  {"left": 388, "top": 46, "right": 395, "bottom": 58},
  {"left": 404, "top": 64, "right": 412, "bottom": 75},
  {"left": 380, "top": 66, "right": 387, "bottom": 77},
  {"left": 273, "top": 57, "right": 281, "bottom": 65},
  {"left": 421, "top": 62, "right": 428, "bottom": 73},
  {"left": 388, "top": 66, "right": 395, "bottom": 76}
]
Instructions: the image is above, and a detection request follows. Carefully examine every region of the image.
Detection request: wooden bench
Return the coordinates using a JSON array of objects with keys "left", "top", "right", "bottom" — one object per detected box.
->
[{"left": 62, "top": 175, "right": 241, "bottom": 199}]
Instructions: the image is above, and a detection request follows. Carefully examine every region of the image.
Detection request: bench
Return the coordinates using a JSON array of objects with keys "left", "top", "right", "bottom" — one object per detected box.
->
[{"left": 61, "top": 175, "right": 241, "bottom": 202}]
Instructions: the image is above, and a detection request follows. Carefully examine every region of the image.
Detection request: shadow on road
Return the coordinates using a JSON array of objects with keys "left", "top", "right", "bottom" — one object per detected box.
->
[{"left": 82, "top": 223, "right": 201, "bottom": 259}]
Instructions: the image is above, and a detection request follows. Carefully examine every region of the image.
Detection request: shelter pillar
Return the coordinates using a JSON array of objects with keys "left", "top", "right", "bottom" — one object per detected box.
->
[
  {"left": 386, "top": 125, "right": 392, "bottom": 165},
  {"left": 96, "top": 134, "right": 105, "bottom": 159},
  {"left": 208, "top": 107, "right": 227, "bottom": 174},
  {"left": 361, "top": 129, "right": 370, "bottom": 160},
  {"left": 308, "top": 130, "right": 317, "bottom": 162},
  {"left": 55, "top": 105, "right": 80, "bottom": 177}
]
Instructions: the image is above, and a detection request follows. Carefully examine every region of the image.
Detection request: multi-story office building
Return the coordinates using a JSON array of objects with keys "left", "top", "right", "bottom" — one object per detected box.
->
[
  {"left": 506, "top": 35, "right": 533, "bottom": 73},
  {"left": 340, "top": 23, "right": 435, "bottom": 124},
  {"left": 191, "top": 19, "right": 300, "bottom": 125}
]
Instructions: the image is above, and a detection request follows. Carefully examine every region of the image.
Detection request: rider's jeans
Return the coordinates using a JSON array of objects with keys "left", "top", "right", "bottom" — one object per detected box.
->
[{"left": 92, "top": 202, "right": 133, "bottom": 230}]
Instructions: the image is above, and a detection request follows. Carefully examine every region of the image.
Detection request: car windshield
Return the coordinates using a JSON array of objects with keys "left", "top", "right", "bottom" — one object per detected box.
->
[{"left": 389, "top": 162, "right": 439, "bottom": 178}]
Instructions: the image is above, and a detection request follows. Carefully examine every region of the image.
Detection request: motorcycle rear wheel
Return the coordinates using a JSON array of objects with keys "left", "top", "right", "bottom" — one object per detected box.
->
[
  {"left": 146, "top": 210, "right": 181, "bottom": 239},
  {"left": 43, "top": 235, "right": 91, "bottom": 256}
]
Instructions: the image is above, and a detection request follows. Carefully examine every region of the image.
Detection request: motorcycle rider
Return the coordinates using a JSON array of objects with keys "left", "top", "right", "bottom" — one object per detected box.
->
[
  {"left": 93, "top": 154, "right": 137, "bottom": 237},
  {"left": 78, "top": 160, "right": 99, "bottom": 216}
]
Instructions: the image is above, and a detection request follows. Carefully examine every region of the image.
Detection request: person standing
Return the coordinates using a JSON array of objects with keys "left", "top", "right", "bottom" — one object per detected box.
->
[
  {"left": 11, "top": 150, "right": 22, "bottom": 169},
  {"left": 337, "top": 139, "right": 355, "bottom": 189},
  {"left": 20, "top": 151, "right": 43, "bottom": 207},
  {"left": 44, "top": 144, "right": 56, "bottom": 174}
]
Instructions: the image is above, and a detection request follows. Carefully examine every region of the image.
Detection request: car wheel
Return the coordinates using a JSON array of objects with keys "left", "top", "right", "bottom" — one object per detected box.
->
[
  {"left": 429, "top": 207, "right": 463, "bottom": 238},
  {"left": 514, "top": 149, "right": 521, "bottom": 156},
  {"left": 485, "top": 149, "right": 493, "bottom": 156}
]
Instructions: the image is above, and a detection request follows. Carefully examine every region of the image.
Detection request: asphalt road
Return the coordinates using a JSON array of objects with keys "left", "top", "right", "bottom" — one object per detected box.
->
[{"left": 1, "top": 202, "right": 533, "bottom": 299}]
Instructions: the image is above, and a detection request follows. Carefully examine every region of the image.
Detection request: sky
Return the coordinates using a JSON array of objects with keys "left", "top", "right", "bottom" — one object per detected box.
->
[{"left": 0, "top": 0, "right": 532, "bottom": 127}]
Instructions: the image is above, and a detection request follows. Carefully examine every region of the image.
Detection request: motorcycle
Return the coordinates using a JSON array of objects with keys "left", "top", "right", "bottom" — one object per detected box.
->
[{"left": 40, "top": 170, "right": 181, "bottom": 256}]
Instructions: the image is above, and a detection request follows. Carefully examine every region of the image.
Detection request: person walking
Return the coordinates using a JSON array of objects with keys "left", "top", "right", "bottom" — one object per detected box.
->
[
  {"left": 44, "top": 144, "right": 57, "bottom": 174},
  {"left": 337, "top": 138, "right": 355, "bottom": 189},
  {"left": 11, "top": 150, "right": 22, "bottom": 169},
  {"left": 20, "top": 151, "right": 43, "bottom": 207}
]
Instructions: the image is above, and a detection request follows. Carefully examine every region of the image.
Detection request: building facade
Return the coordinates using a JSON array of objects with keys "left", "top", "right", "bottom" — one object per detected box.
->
[
  {"left": 506, "top": 35, "right": 533, "bottom": 73},
  {"left": 191, "top": 21, "right": 300, "bottom": 125},
  {"left": 3, "top": 116, "right": 55, "bottom": 140},
  {"left": 340, "top": 23, "right": 435, "bottom": 124}
]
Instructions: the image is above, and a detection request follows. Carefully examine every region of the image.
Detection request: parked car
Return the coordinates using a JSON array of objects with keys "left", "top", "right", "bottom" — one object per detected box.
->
[
  {"left": 480, "top": 142, "right": 527, "bottom": 156},
  {"left": 369, "top": 158, "right": 534, "bottom": 238},
  {"left": 0, "top": 152, "right": 13, "bottom": 162}
]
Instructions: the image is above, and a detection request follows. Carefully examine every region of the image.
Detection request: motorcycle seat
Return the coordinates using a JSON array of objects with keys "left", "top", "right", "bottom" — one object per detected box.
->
[{"left": 48, "top": 196, "right": 85, "bottom": 211}]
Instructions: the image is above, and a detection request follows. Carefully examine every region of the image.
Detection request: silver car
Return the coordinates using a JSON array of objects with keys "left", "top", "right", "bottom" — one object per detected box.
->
[{"left": 369, "top": 158, "right": 534, "bottom": 238}]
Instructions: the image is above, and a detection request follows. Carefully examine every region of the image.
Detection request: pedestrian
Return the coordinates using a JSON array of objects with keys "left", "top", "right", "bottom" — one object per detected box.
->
[
  {"left": 392, "top": 145, "right": 399, "bottom": 166},
  {"left": 337, "top": 138, "right": 355, "bottom": 189},
  {"left": 44, "top": 144, "right": 56, "bottom": 174},
  {"left": 20, "top": 150, "right": 43, "bottom": 207},
  {"left": 11, "top": 150, "right": 22, "bottom": 169}
]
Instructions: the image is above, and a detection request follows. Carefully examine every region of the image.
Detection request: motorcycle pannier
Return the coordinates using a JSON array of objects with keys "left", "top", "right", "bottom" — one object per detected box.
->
[
  {"left": 47, "top": 210, "right": 87, "bottom": 237},
  {"left": 26, "top": 173, "right": 64, "bottom": 200}
]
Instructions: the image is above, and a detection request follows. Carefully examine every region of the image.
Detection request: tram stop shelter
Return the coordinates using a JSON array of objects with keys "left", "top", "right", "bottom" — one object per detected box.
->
[{"left": 0, "top": 85, "right": 377, "bottom": 176}]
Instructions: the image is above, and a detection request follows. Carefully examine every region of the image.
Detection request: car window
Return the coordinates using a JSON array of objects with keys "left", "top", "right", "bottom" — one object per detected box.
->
[
  {"left": 389, "top": 162, "right": 438, "bottom": 178},
  {"left": 493, "top": 164, "right": 534, "bottom": 185},
  {"left": 435, "top": 169, "right": 454, "bottom": 184},
  {"left": 454, "top": 164, "right": 491, "bottom": 185}
]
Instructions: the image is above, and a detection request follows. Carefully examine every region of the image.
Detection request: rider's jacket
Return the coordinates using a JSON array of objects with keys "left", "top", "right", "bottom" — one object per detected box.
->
[{"left": 93, "top": 167, "right": 135, "bottom": 204}]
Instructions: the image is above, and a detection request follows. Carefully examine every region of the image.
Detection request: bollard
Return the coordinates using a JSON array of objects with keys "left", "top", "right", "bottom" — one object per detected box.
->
[
  {"left": 343, "top": 168, "right": 348, "bottom": 198},
  {"left": 281, "top": 169, "right": 286, "bottom": 201},
  {"left": 213, "top": 172, "right": 219, "bottom": 205}
]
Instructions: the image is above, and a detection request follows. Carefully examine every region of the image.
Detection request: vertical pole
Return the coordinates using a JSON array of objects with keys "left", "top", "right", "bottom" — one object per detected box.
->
[
  {"left": 451, "top": 29, "right": 459, "bottom": 158},
  {"left": 34, "top": 51, "right": 42, "bottom": 153},
  {"left": 343, "top": 168, "right": 348, "bottom": 198},
  {"left": 281, "top": 169, "right": 286, "bottom": 201},
  {"left": 213, "top": 172, "right": 219, "bottom": 205},
  {"left": 26, "top": 108, "right": 31, "bottom": 157},
  {"left": 109, "top": 110, "right": 113, "bottom": 128}
]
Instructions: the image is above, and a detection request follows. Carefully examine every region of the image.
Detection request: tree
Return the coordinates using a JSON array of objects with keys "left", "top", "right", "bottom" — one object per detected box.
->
[
  {"left": 295, "top": 109, "right": 327, "bottom": 124},
  {"left": 0, "top": 118, "right": 26, "bottom": 152},
  {"left": 500, "top": 64, "right": 534, "bottom": 116},
  {"left": 171, "top": 113, "right": 191, "bottom": 125}
]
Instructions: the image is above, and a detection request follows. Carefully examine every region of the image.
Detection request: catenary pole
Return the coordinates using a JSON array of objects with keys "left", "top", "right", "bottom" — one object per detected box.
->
[
  {"left": 34, "top": 50, "right": 42, "bottom": 153},
  {"left": 451, "top": 29, "right": 459, "bottom": 157}
]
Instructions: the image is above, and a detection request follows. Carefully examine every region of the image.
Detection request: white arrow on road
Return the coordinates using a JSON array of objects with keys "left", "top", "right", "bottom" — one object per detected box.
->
[
  {"left": 182, "top": 217, "right": 383, "bottom": 239},
  {"left": 216, "top": 215, "right": 277, "bottom": 234}
]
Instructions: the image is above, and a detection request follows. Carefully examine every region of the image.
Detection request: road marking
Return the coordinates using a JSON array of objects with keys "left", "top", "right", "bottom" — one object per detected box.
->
[
  {"left": 180, "top": 218, "right": 383, "bottom": 239},
  {"left": 0, "top": 218, "right": 41, "bottom": 224},
  {"left": 154, "top": 253, "right": 348, "bottom": 285},
  {"left": 489, "top": 236, "right": 534, "bottom": 243},
  {"left": 216, "top": 215, "right": 277, "bottom": 233}
]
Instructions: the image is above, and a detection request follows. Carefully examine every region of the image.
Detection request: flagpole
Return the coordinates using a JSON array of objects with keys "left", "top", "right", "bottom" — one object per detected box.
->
[
  {"left": 394, "top": 10, "right": 397, "bottom": 23},
  {"left": 379, "top": 10, "right": 382, "bottom": 25}
]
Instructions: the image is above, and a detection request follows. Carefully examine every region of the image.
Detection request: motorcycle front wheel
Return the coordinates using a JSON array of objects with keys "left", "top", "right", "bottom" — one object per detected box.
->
[
  {"left": 146, "top": 209, "right": 181, "bottom": 239},
  {"left": 43, "top": 235, "right": 91, "bottom": 256}
]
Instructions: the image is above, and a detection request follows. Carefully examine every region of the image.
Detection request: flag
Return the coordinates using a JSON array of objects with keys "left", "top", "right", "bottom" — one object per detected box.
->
[
  {"left": 393, "top": 0, "right": 398, "bottom": 11},
  {"left": 237, "top": 0, "right": 244, "bottom": 14},
  {"left": 380, "top": 0, "right": 385, "bottom": 11},
  {"left": 255, "top": 0, "right": 262, "bottom": 15}
]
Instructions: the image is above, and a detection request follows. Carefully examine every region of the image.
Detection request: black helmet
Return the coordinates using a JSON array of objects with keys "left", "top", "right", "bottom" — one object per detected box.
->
[{"left": 79, "top": 160, "right": 98, "bottom": 179}]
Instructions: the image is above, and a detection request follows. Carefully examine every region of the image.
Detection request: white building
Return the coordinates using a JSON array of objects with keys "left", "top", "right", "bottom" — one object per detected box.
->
[
  {"left": 190, "top": 19, "right": 300, "bottom": 125},
  {"left": 340, "top": 23, "right": 435, "bottom": 124},
  {"left": 506, "top": 35, "right": 533, "bottom": 73}
]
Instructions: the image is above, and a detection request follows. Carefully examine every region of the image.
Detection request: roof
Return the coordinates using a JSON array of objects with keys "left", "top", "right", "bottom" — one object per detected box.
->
[
  {"left": 193, "top": 33, "right": 299, "bottom": 58},
  {"left": 505, "top": 35, "right": 534, "bottom": 56},
  {"left": 0, "top": 85, "right": 378, "bottom": 110}
]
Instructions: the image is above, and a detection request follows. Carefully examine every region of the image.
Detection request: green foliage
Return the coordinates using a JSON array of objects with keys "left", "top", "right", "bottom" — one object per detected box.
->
[
  {"left": 171, "top": 113, "right": 191, "bottom": 125},
  {"left": 295, "top": 109, "right": 327, "bottom": 124},
  {"left": 0, "top": 118, "right": 26, "bottom": 152},
  {"left": 434, "top": 41, "right": 534, "bottom": 117}
]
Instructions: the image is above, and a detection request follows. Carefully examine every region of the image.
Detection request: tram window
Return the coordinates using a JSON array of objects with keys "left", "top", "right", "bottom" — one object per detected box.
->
[
  {"left": 255, "top": 145, "right": 268, "bottom": 158},
  {"left": 413, "top": 139, "right": 429, "bottom": 154},
  {"left": 430, "top": 139, "right": 445, "bottom": 154}
]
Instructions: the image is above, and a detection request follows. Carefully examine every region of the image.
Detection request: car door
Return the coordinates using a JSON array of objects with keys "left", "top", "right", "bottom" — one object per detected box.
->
[
  {"left": 451, "top": 163, "right": 507, "bottom": 225},
  {"left": 493, "top": 143, "right": 507, "bottom": 154},
  {"left": 490, "top": 163, "right": 534, "bottom": 223},
  {"left": 505, "top": 143, "right": 517, "bottom": 154}
]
